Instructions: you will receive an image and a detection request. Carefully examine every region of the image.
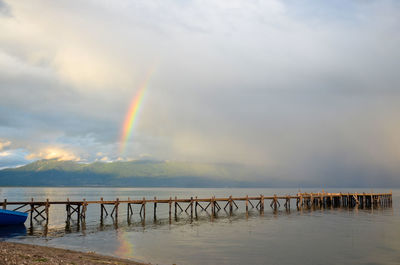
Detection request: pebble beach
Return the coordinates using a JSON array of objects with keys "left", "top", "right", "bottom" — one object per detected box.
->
[{"left": 0, "top": 242, "right": 149, "bottom": 265}]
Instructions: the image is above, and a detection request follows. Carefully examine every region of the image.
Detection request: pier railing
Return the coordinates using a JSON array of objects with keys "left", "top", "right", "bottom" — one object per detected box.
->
[{"left": 1, "top": 191, "right": 393, "bottom": 226}]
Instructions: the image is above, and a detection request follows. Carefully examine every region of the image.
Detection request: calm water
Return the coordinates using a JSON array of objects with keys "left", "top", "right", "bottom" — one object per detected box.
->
[{"left": 0, "top": 187, "right": 398, "bottom": 265}]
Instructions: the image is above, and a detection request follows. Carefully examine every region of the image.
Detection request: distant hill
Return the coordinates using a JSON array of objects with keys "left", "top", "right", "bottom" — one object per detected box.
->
[{"left": 0, "top": 159, "right": 262, "bottom": 187}]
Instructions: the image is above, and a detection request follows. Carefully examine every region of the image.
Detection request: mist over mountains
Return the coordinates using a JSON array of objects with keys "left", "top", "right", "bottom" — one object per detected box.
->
[{"left": 0, "top": 159, "right": 396, "bottom": 188}]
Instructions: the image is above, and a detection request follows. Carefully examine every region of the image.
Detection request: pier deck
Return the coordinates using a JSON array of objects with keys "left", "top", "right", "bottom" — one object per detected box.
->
[{"left": 1, "top": 191, "right": 393, "bottom": 226}]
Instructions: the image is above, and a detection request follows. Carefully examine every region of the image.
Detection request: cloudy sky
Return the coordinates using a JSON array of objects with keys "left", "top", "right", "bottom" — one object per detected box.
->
[{"left": 0, "top": 0, "right": 399, "bottom": 184}]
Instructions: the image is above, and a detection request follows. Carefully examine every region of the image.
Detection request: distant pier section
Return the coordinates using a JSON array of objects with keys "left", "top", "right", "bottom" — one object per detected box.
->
[{"left": 1, "top": 191, "right": 393, "bottom": 226}]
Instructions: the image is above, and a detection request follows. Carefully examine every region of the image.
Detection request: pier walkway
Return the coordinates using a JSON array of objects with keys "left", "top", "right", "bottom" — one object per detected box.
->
[{"left": 1, "top": 191, "right": 392, "bottom": 226}]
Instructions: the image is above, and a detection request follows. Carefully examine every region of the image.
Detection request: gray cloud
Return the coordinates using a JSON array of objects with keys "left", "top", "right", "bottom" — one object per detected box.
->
[
  {"left": 0, "top": 0, "right": 11, "bottom": 17},
  {"left": 0, "top": 0, "right": 400, "bottom": 185}
]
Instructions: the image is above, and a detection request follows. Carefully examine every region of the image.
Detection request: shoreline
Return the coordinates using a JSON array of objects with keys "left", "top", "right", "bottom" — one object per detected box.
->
[{"left": 0, "top": 241, "right": 150, "bottom": 265}]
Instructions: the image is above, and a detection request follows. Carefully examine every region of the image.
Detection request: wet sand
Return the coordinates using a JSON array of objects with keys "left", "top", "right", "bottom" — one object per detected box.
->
[{"left": 0, "top": 242, "right": 150, "bottom": 265}]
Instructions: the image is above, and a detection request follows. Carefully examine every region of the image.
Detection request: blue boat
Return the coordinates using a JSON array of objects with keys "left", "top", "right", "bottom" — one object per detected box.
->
[
  {"left": 0, "top": 209, "right": 28, "bottom": 226},
  {"left": 0, "top": 224, "right": 27, "bottom": 238}
]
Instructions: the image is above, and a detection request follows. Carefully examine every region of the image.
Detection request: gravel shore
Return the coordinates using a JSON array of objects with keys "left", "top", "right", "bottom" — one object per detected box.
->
[{"left": 0, "top": 242, "right": 149, "bottom": 265}]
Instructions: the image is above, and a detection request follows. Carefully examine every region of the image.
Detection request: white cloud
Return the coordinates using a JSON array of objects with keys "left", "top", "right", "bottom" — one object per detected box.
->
[
  {"left": 100, "top": 156, "right": 109, "bottom": 162},
  {"left": 0, "top": 148, "right": 31, "bottom": 168},
  {"left": 25, "top": 147, "right": 80, "bottom": 161},
  {"left": 0, "top": 139, "right": 11, "bottom": 151},
  {"left": 0, "top": 150, "right": 11, "bottom": 157}
]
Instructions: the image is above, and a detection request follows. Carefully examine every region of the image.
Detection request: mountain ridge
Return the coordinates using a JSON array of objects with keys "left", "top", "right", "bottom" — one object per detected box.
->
[{"left": 0, "top": 159, "right": 262, "bottom": 187}]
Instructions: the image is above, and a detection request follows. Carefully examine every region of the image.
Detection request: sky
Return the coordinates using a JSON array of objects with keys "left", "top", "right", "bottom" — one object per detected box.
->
[{"left": 0, "top": 0, "right": 399, "bottom": 185}]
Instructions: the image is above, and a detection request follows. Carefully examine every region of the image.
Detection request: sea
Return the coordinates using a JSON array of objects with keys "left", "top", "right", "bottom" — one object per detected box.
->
[{"left": 0, "top": 187, "right": 398, "bottom": 265}]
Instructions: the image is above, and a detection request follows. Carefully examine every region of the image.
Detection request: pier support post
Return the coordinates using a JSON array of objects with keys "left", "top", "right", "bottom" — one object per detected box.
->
[
  {"left": 370, "top": 193, "right": 373, "bottom": 208},
  {"left": 245, "top": 195, "right": 249, "bottom": 214},
  {"left": 81, "top": 199, "right": 87, "bottom": 221},
  {"left": 362, "top": 193, "right": 366, "bottom": 208},
  {"left": 284, "top": 196, "right": 290, "bottom": 211},
  {"left": 77, "top": 204, "right": 81, "bottom": 223},
  {"left": 154, "top": 196, "right": 157, "bottom": 220},
  {"left": 260, "top": 195, "right": 265, "bottom": 212},
  {"left": 127, "top": 197, "right": 130, "bottom": 218},
  {"left": 114, "top": 198, "right": 120, "bottom": 220},
  {"left": 174, "top": 196, "right": 177, "bottom": 216},
  {"left": 213, "top": 196, "right": 218, "bottom": 216},
  {"left": 343, "top": 194, "right": 346, "bottom": 207},
  {"left": 30, "top": 198, "right": 34, "bottom": 226},
  {"left": 355, "top": 192, "right": 359, "bottom": 207},
  {"left": 319, "top": 194, "right": 323, "bottom": 208},
  {"left": 127, "top": 197, "right": 133, "bottom": 219},
  {"left": 195, "top": 196, "right": 198, "bottom": 218},
  {"left": 229, "top": 195, "right": 233, "bottom": 215},
  {"left": 66, "top": 198, "right": 70, "bottom": 222},
  {"left": 284, "top": 196, "right": 287, "bottom": 210},
  {"left": 300, "top": 194, "right": 303, "bottom": 208},
  {"left": 211, "top": 196, "right": 215, "bottom": 217},
  {"left": 273, "top": 194, "right": 277, "bottom": 211},
  {"left": 45, "top": 199, "right": 50, "bottom": 224},
  {"left": 142, "top": 197, "right": 146, "bottom": 221},
  {"left": 169, "top": 197, "right": 172, "bottom": 220},
  {"left": 190, "top": 197, "right": 193, "bottom": 220},
  {"left": 100, "top": 198, "right": 104, "bottom": 220},
  {"left": 347, "top": 192, "right": 353, "bottom": 208},
  {"left": 117, "top": 198, "right": 120, "bottom": 218}
]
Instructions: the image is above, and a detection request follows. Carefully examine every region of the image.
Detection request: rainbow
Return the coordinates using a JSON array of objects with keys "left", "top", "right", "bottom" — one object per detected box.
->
[
  {"left": 119, "top": 70, "right": 154, "bottom": 155},
  {"left": 115, "top": 230, "right": 135, "bottom": 258}
]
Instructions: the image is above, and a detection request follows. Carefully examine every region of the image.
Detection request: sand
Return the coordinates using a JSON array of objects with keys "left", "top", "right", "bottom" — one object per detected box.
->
[{"left": 0, "top": 241, "right": 150, "bottom": 265}]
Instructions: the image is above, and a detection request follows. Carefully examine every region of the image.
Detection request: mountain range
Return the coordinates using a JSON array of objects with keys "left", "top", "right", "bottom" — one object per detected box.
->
[{"left": 0, "top": 159, "right": 263, "bottom": 187}]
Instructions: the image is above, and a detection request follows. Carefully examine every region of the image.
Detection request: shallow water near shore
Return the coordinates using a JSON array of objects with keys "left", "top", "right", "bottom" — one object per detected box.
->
[{"left": 0, "top": 187, "right": 398, "bottom": 265}]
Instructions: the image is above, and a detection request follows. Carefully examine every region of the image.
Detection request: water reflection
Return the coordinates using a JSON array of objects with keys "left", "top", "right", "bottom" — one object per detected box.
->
[
  {"left": 21, "top": 206, "right": 290, "bottom": 238},
  {"left": 15, "top": 200, "right": 394, "bottom": 239}
]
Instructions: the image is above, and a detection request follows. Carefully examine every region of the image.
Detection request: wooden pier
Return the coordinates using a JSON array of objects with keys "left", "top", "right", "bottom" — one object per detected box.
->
[{"left": 1, "top": 191, "right": 393, "bottom": 227}]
